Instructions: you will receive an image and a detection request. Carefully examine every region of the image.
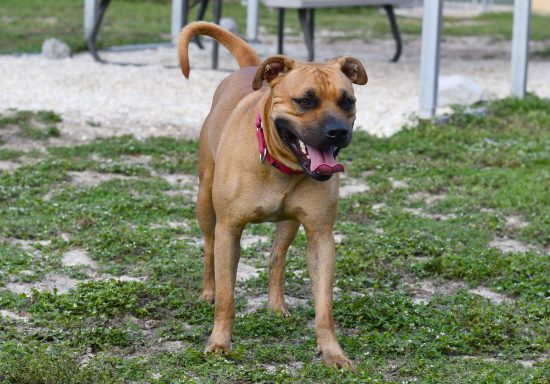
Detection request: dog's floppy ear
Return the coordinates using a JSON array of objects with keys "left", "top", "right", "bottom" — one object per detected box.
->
[
  {"left": 252, "top": 55, "right": 295, "bottom": 90},
  {"left": 335, "top": 57, "right": 368, "bottom": 85}
]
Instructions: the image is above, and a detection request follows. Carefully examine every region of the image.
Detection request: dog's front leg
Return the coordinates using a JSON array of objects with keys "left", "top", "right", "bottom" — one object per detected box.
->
[
  {"left": 268, "top": 220, "right": 300, "bottom": 315},
  {"left": 304, "top": 226, "right": 352, "bottom": 369},
  {"left": 205, "top": 221, "right": 243, "bottom": 353}
]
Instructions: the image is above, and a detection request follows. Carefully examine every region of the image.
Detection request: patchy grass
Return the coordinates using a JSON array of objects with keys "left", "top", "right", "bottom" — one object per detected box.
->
[
  {"left": 2, "top": 0, "right": 550, "bottom": 54},
  {"left": 1, "top": 95, "right": 549, "bottom": 383},
  {"left": 0, "top": 110, "right": 61, "bottom": 140}
]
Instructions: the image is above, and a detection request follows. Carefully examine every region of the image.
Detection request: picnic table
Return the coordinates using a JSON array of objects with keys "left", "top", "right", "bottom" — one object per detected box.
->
[{"left": 84, "top": 0, "right": 406, "bottom": 65}]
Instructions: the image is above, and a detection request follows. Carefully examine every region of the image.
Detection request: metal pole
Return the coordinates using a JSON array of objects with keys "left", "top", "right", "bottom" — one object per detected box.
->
[
  {"left": 510, "top": 0, "right": 531, "bottom": 98},
  {"left": 84, "top": 0, "right": 100, "bottom": 40},
  {"left": 246, "top": 0, "right": 260, "bottom": 42},
  {"left": 277, "top": 8, "right": 285, "bottom": 54},
  {"left": 418, "top": 0, "right": 443, "bottom": 119},
  {"left": 212, "top": 0, "right": 222, "bottom": 69},
  {"left": 171, "top": 0, "right": 188, "bottom": 43}
]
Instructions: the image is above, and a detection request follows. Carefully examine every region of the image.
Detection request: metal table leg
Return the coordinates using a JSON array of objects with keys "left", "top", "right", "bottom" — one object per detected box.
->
[
  {"left": 383, "top": 5, "right": 402, "bottom": 63},
  {"left": 86, "top": 0, "right": 112, "bottom": 63},
  {"left": 277, "top": 8, "right": 286, "bottom": 54},
  {"left": 212, "top": 0, "right": 222, "bottom": 69},
  {"left": 193, "top": 0, "right": 208, "bottom": 49},
  {"left": 298, "top": 8, "right": 315, "bottom": 61}
]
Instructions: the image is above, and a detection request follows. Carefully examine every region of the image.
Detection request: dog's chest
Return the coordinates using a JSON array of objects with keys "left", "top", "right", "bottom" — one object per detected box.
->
[{"left": 249, "top": 191, "right": 300, "bottom": 223}]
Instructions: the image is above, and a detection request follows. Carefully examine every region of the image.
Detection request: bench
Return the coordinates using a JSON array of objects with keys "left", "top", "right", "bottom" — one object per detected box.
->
[{"left": 262, "top": 0, "right": 409, "bottom": 62}]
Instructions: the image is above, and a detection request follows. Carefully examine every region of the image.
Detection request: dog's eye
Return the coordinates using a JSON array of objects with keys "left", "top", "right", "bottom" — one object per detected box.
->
[
  {"left": 297, "top": 98, "right": 312, "bottom": 107},
  {"left": 340, "top": 97, "right": 356, "bottom": 110},
  {"left": 294, "top": 97, "right": 316, "bottom": 110}
]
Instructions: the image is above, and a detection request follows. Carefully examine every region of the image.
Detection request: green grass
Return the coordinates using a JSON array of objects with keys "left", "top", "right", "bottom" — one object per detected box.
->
[
  {"left": 1, "top": 0, "right": 550, "bottom": 54},
  {"left": 1, "top": 97, "right": 550, "bottom": 383}
]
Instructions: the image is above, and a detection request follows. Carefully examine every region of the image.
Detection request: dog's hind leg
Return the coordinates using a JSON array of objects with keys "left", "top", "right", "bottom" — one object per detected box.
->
[
  {"left": 197, "top": 139, "right": 216, "bottom": 303},
  {"left": 268, "top": 220, "right": 300, "bottom": 316}
]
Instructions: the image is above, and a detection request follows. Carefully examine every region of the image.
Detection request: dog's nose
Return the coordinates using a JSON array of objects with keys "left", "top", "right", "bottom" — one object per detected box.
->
[
  {"left": 323, "top": 117, "right": 350, "bottom": 145},
  {"left": 326, "top": 126, "right": 348, "bottom": 140}
]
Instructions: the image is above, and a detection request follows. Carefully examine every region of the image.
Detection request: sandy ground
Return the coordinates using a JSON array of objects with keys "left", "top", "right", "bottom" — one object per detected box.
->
[{"left": 0, "top": 33, "right": 549, "bottom": 142}]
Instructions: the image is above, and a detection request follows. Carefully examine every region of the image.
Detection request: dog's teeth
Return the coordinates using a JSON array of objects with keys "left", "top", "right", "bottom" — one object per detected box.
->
[{"left": 299, "top": 140, "right": 307, "bottom": 154}]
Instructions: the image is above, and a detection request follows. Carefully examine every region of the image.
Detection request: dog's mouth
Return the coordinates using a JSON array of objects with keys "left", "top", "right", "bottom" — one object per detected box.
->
[{"left": 276, "top": 122, "right": 344, "bottom": 182}]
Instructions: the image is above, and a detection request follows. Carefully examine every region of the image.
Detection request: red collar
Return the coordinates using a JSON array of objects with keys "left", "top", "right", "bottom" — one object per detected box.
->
[{"left": 256, "top": 112, "right": 304, "bottom": 176}]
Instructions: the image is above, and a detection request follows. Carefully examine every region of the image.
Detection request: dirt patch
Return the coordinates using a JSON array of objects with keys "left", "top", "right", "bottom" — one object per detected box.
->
[
  {"left": 517, "top": 353, "right": 549, "bottom": 368},
  {"left": 111, "top": 275, "right": 146, "bottom": 282},
  {"left": 467, "top": 286, "right": 514, "bottom": 305},
  {"left": 403, "top": 207, "right": 457, "bottom": 221},
  {"left": 160, "top": 173, "right": 198, "bottom": 188},
  {"left": 161, "top": 173, "right": 198, "bottom": 199},
  {"left": 390, "top": 178, "right": 408, "bottom": 189},
  {"left": 5, "top": 238, "right": 50, "bottom": 254},
  {"left": 505, "top": 215, "right": 529, "bottom": 229},
  {"left": 152, "top": 340, "right": 187, "bottom": 353},
  {"left": 0, "top": 123, "right": 48, "bottom": 153},
  {"left": 264, "top": 361, "right": 305, "bottom": 375},
  {"left": 166, "top": 220, "right": 190, "bottom": 229},
  {"left": 242, "top": 294, "right": 309, "bottom": 315},
  {"left": 3, "top": 245, "right": 146, "bottom": 296},
  {"left": 0, "top": 309, "right": 29, "bottom": 322},
  {"left": 407, "top": 279, "right": 467, "bottom": 304},
  {"left": 119, "top": 154, "right": 152, "bottom": 166},
  {"left": 6, "top": 273, "right": 80, "bottom": 295},
  {"left": 372, "top": 203, "right": 386, "bottom": 211},
  {"left": 407, "top": 279, "right": 515, "bottom": 305},
  {"left": 407, "top": 192, "right": 447, "bottom": 205},
  {"left": 333, "top": 233, "right": 344, "bottom": 244},
  {"left": 68, "top": 170, "right": 138, "bottom": 187},
  {"left": 237, "top": 262, "right": 262, "bottom": 282},
  {"left": 456, "top": 353, "right": 550, "bottom": 369},
  {"left": 180, "top": 236, "right": 203, "bottom": 248},
  {"left": 489, "top": 237, "right": 532, "bottom": 254},
  {"left": 0, "top": 160, "right": 21, "bottom": 171},
  {"left": 151, "top": 220, "right": 191, "bottom": 230},
  {"left": 62, "top": 248, "right": 97, "bottom": 268},
  {"left": 339, "top": 177, "right": 370, "bottom": 198},
  {"left": 241, "top": 234, "right": 269, "bottom": 249}
]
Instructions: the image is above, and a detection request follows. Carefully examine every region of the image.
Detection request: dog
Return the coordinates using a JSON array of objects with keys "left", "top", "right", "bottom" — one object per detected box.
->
[{"left": 178, "top": 21, "right": 367, "bottom": 368}]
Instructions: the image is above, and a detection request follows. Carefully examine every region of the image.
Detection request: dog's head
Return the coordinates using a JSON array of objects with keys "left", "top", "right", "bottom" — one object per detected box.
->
[{"left": 253, "top": 55, "right": 367, "bottom": 181}]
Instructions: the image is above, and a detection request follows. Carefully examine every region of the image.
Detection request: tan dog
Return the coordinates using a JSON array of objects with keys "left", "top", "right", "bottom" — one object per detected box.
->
[{"left": 178, "top": 21, "right": 367, "bottom": 368}]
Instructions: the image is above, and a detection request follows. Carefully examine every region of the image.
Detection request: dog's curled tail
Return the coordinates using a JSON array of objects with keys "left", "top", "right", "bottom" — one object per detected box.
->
[{"left": 178, "top": 21, "right": 260, "bottom": 78}]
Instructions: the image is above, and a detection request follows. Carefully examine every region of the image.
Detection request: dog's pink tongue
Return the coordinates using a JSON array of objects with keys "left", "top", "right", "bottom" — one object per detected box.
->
[{"left": 306, "top": 145, "right": 344, "bottom": 175}]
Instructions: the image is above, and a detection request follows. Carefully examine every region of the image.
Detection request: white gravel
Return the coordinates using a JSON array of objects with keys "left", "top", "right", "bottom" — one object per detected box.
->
[{"left": 0, "top": 34, "right": 549, "bottom": 141}]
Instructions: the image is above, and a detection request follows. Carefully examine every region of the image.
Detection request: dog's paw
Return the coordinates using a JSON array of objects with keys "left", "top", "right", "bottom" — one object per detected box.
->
[
  {"left": 200, "top": 289, "right": 215, "bottom": 304},
  {"left": 268, "top": 300, "right": 289, "bottom": 317},
  {"left": 318, "top": 346, "right": 354, "bottom": 369},
  {"left": 204, "top": 340, "right": 230, "bottom": 354}
]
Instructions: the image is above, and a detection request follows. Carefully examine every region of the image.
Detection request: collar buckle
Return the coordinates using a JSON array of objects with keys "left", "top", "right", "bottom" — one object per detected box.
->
[{"left": 260, "top": 147, "right": 267, "bottom": 163}]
